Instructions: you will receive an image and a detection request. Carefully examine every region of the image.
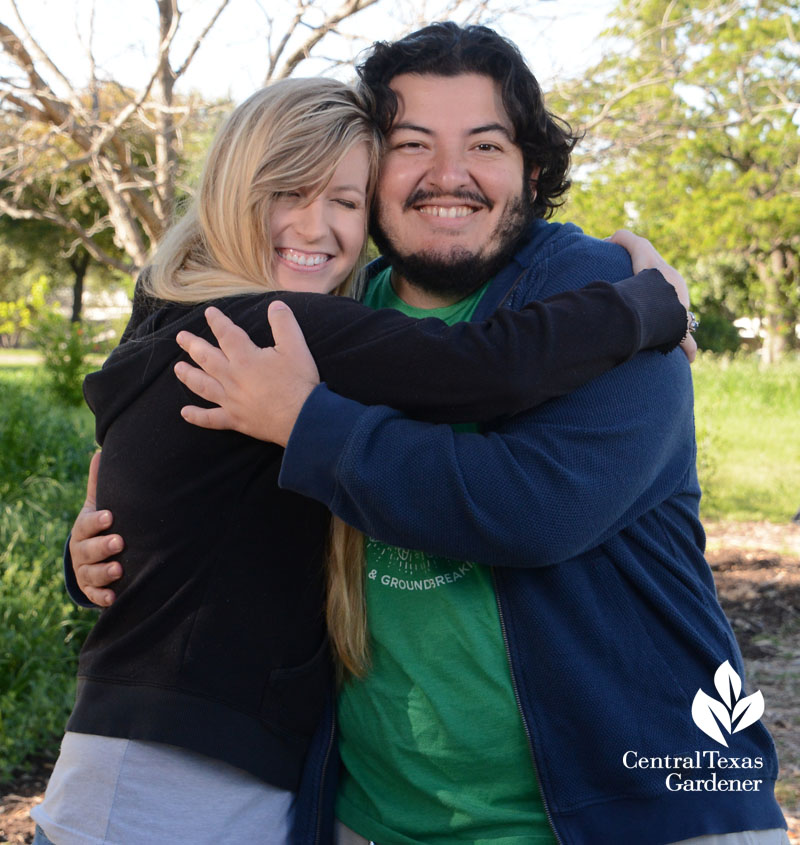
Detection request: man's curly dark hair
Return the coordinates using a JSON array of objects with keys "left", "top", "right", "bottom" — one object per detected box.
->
[{"left": 357, "top": 22, "right": 579, "bottom": 219}]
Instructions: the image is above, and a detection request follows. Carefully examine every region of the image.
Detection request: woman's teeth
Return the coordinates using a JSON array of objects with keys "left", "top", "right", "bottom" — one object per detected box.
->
[{"left": 277, "top": 249, "right": 330, "bottom": 266}]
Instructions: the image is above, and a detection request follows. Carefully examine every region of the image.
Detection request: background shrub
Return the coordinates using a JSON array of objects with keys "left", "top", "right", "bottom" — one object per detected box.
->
[
  {"left": 694, "top": 311, "right": 743, "bottom": 355},
  {"left": 31, "top": 313, "right": 111, "bottom": 407}
]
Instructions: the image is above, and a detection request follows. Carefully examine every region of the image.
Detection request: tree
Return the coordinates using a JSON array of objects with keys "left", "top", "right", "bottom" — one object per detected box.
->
[
  {"left": 0, "top": 170, "right": 129, "bottom": 322},
  {"left": 552, "top": 0, "right": 800, "bottom": 360},
  {"left": 0, "top": 0, "right": 537, "bottom": 280},
  {"left": 0, "top": 1, "right": 235, "bottom": 275}
]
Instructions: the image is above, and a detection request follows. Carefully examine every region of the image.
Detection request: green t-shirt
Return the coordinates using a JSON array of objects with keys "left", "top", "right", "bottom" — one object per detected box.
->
[{"left": 336, "top": 269, "right": 556, "bottom": 844}]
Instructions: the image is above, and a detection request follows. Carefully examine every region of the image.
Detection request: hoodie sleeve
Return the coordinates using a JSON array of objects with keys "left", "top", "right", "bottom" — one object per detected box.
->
[
  {"left": 267, "top": 269, "right": 684, "bottom": 424},
  {"left": 279, "top": 350, "right": 696, "bottom": 568}
]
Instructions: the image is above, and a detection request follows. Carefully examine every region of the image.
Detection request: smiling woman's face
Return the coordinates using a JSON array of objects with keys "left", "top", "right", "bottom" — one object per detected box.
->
[{"left": 268, "top": 144, "right": 369, "bottom": 293}]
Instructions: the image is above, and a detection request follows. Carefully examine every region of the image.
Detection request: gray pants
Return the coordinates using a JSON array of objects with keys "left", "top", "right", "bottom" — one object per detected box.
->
[
  {"left": 671, "top": 830, "right": 790, "bottom": 845},
  {"left": 335, "top": 821, "right": 790, "bottom": 845},
  {"left": 336, "top": 821, "right": 376, "bottom": 845}
]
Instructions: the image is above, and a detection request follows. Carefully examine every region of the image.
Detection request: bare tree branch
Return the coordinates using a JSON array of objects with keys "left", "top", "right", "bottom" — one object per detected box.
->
[
  {"left": 8, "top": 0, "right": 85, "bottom": 116},
  {"left": 0, "top": 89, "right": 50, "bottom": 122},
  {"left": 266, "top": 0, "right": 309, "bottom": 81},
  {"left": 0, "top": 22, "right": 86, "bottom": 137},
  {"left": 0, "top": 195, "right": 133, "bottom": 274},
  {"left": 174, "top": 0, "right": 232, "bottom": 79},
  {"left": 276, "top": 0, "right": 382, "bottom": 80},
  {"left": 76, "top": 0, "right": 100, "bottom": 118}
]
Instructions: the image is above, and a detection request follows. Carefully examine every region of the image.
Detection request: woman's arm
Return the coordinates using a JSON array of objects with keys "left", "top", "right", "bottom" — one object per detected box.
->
[{"left": 174, "top": 267, "right": 687, "bottom": 437}]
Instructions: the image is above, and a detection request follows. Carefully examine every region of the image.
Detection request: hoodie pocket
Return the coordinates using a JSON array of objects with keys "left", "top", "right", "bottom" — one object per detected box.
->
[{"left": 260, "top": 636, "right": 333, "bottom": 738}]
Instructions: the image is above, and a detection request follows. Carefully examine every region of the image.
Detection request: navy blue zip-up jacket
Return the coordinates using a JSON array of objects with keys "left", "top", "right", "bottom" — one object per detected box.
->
[{"left": 281, "top": 220, "right": 786, "bottom": 844}]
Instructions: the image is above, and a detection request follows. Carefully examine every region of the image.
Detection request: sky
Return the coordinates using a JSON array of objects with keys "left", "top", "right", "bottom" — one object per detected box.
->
[{"left": 0, "top": 0, "right": 619, "bottom": 102}]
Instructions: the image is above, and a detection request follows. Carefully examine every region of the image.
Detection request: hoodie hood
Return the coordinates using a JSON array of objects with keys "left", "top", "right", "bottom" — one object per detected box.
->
[{"left": 83, "top": 299, "right": 202, "bottom": 446}]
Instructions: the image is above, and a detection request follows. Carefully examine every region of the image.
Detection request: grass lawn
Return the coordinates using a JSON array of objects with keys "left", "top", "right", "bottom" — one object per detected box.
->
[{"left": 693, "top": 352, "right": 800, "bottom": 523}]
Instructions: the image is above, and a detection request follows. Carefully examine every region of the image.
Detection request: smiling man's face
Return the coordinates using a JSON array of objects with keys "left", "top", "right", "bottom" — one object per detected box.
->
[{"left": 371, "top": 72, "right": 535, "bottom": 307}]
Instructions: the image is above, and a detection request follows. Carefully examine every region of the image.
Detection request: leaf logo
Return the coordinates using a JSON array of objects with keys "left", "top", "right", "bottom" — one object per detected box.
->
[{"left": 691, "top": 661, "right": 765, "bottom": 747}]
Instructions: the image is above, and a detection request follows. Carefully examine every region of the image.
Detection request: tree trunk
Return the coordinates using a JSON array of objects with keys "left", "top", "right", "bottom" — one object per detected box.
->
[
  {"left": 786, "top": 249, "right": 799, "bottom": 351},
  {"left": 153, "top": 0, "right": 178, "bottom": 232},
  {"left": 69, "top": 250, "right": 91, "bottom": 323},
  {"left": 756, "top": 250, "right": 787, "bottom": 364}
]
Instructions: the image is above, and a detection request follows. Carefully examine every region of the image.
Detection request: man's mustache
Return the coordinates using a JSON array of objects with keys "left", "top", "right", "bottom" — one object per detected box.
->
[{"left": 403, "top": 189, "right": 493, "bottom": 212}]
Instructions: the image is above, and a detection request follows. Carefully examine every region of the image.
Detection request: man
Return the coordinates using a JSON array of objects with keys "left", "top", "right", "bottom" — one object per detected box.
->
[{"left": 69, "top": 23, "right": 786, "bottom": 845}]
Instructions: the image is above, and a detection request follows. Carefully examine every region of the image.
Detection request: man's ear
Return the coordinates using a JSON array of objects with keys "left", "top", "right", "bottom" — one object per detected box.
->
[{"left": 529, "top": 166, "right": 541, "bottom": 202}]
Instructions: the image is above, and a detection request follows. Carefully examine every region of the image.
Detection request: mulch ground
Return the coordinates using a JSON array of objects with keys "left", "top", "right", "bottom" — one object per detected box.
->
[
  {"left": 2, "top": 521, "right": 799, "bottom": 844},
  {"left": 704, "top": 522, "right": 800, "bottom": 844}
]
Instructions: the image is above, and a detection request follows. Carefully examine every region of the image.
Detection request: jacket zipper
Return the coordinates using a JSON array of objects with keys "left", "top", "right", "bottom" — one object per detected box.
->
[
  {"left": 492, "top": 567, "right": 563, "bottom": 845},
  {"left": 313, "top": 699, "right": 336, "bottom": 845}
]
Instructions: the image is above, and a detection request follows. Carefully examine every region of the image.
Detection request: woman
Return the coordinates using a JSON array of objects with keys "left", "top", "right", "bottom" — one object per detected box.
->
[{"left": 35, "top": 78, "right": 689, "bottom": 845}]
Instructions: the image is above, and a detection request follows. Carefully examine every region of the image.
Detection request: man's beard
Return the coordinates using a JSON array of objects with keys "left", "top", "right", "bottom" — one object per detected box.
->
[{"left": 369, "top": 183, "right": 535, "bottom": 300}]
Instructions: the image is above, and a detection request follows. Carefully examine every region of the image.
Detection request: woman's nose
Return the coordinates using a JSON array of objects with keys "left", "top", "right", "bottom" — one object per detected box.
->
[{"left": 292, "top": 198, "right": 328, "bottom": 242}]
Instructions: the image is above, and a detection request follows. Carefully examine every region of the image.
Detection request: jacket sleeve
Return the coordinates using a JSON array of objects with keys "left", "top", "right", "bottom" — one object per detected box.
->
[
  {"left": 278, "top": 347, "right": 697, "bottom": 568},
  {"left": 272, "top": 269, "right": 685, "bottom": 423}
]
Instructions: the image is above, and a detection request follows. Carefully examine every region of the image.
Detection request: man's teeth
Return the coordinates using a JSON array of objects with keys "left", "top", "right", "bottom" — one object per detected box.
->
[
  {"left": 418, "top": 205, "right": 475, "bottom": 218},
  {"left": 277, "top": 249, "right": 330, "bottom": 266}
]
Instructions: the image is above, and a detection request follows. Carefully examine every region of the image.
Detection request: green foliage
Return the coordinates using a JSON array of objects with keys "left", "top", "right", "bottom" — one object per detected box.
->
[
  {"left": 0, "top": 276, "right": 48, "bottom": 348},
  {"left": 0, "top": 550, "right": 89, "bottom": 780},
  {"left": 0, "top": 239, "right": 47, "bottom": 304},
  {"left": 694, "top": 415, "right": 719, "bottom": 513},
  {"left": 0, "top": 371, "right": 95, "bottom": 782},
  {"left": 676, "top": 251, "right": 745, "bottom": 352},
  {"left": 693, "top": 313, "right": 743, "bottom": 354}
]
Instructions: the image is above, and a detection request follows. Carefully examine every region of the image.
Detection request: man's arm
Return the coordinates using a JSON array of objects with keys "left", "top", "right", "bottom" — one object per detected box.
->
[{"left": 277, "top": 345, "right": 696, "bottom": 568}]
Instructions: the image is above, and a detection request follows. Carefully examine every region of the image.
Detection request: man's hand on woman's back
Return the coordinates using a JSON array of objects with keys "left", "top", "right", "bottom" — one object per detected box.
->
[{"left": 69, "top": 452, "right": 124, "bottom": 606}]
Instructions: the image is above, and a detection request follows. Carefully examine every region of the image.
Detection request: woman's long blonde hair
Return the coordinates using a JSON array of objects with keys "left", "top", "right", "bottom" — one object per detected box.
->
[{"left": 145, "top": 78, "right": 378, "bottom": 678}]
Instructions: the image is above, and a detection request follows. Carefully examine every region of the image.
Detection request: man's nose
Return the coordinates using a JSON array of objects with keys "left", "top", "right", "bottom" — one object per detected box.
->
[{"left": 426, "top": 147, "right": 470, "bottom": 193}]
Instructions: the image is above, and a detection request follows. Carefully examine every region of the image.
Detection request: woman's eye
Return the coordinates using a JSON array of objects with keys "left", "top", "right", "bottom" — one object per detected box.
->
[
  {"left": 475, "top": 143, "right": 500, "bottom": 152},
  {"left": 335, "top": 199, "right": 358, "bottom": 210}
]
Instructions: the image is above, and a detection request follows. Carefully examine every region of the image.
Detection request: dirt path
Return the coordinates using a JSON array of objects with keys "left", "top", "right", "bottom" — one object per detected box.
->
[{"left": 2, "top": 521, "right": 799, "bottom": 844}]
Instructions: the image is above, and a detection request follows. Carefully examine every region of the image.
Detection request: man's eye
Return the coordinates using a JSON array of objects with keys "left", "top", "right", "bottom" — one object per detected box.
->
[{"left": 475, "top": 143, "right": 501, "bottom": 152}]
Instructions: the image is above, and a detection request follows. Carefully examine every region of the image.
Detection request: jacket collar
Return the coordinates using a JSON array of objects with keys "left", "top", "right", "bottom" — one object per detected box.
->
[{"left": 361, "top": 218, "right": 585, "bottom": 318}]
